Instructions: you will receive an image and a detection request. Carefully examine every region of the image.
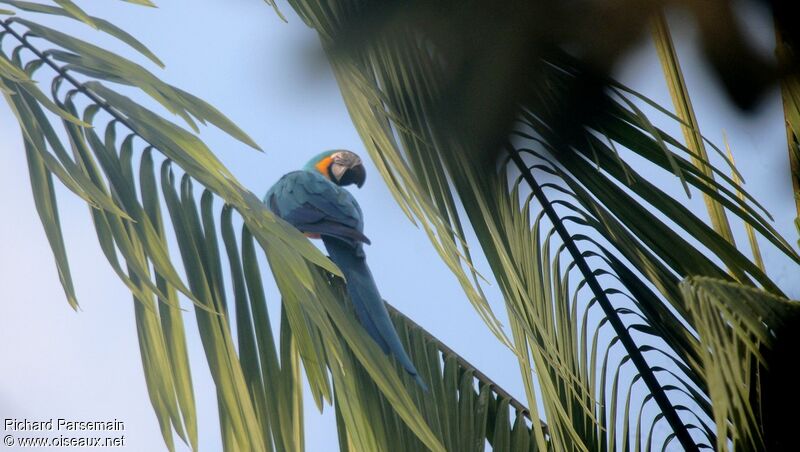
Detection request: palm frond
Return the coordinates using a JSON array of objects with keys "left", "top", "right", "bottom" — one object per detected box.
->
[
  {"left": 681, "top": 277, "right": 799, "bottom": 451},
  {"left": 651, "top": 11, "right": 734, "bottom": 245},
  {"left": 282, "top": 1, "right": 800, "bottom": 450},
  {"left": 723, "top": 135, "right": 765, "bottom": 272}
]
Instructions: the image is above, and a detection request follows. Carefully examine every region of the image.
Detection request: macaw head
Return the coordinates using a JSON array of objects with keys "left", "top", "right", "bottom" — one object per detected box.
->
[{"left": 303, "top": 150, "right": 366, "bottom": 188}]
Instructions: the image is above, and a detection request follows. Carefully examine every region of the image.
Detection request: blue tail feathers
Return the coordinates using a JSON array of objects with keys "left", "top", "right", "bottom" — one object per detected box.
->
[{"left": 322, "top": 236, "right": 428, "bottom": 391}]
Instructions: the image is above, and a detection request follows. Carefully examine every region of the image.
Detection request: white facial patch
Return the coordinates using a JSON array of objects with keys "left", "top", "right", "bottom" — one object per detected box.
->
[
  {"left": 330, "top": 151, "right": 362, "bottom": 181},
  {"left": 330, "top": 162, "right": 347, "bottom": 181}
]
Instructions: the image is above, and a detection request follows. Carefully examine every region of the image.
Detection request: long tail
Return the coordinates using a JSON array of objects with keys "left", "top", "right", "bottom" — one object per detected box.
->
[{"left": 323, "top": 236, "right": 428, "bottom": 390}]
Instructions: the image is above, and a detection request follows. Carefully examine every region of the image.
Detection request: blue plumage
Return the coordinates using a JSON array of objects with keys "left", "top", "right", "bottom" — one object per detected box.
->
[{"left": 266, "top": 154, "right": 427, "bottom": 390}]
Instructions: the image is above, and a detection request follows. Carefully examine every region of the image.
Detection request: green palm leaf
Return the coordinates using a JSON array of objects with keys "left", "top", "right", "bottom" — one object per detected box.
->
[{"left": 681, "top": 277, "right": 800, "bottom": 451}]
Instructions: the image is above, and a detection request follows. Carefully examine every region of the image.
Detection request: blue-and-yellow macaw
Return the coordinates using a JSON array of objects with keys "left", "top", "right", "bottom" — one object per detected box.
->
[{"left": 265, "top": 150, "right": 426, "bottom": 389}]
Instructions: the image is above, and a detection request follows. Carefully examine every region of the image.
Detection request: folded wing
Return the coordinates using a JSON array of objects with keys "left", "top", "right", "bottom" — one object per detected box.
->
[{"left": 266, "top": 171, "right": 371, "bottom": 247}]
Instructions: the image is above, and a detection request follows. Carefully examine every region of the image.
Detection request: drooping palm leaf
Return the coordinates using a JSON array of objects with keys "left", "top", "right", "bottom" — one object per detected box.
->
[{"left": 681, "top": 277, "right": 800, "bottom": 451}]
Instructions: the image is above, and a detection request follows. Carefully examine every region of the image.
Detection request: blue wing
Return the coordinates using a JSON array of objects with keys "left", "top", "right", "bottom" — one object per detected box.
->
[{"left": 266, "top": 170, "right": 370, "bottom": 248}]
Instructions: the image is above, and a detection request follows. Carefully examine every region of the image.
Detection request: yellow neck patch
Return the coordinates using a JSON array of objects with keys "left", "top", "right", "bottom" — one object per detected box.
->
[{"left": 315, "top": 156, "right": 333, "bottom": 179}]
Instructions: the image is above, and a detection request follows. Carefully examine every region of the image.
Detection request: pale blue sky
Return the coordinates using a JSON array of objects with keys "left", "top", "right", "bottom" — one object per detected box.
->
[{"left": 0, "top": 1, "right": 796, "bottom": 451}]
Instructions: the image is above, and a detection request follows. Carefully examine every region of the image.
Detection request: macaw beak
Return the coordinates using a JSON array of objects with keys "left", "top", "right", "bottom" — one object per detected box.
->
[{"left": 343, "top": 164, "right": 366, "bottom": 188}]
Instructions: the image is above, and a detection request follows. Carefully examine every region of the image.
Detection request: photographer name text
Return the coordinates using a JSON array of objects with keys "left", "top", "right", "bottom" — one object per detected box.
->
[{"left": 4, "top": 418, "right": 125, "bottom": 432}]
